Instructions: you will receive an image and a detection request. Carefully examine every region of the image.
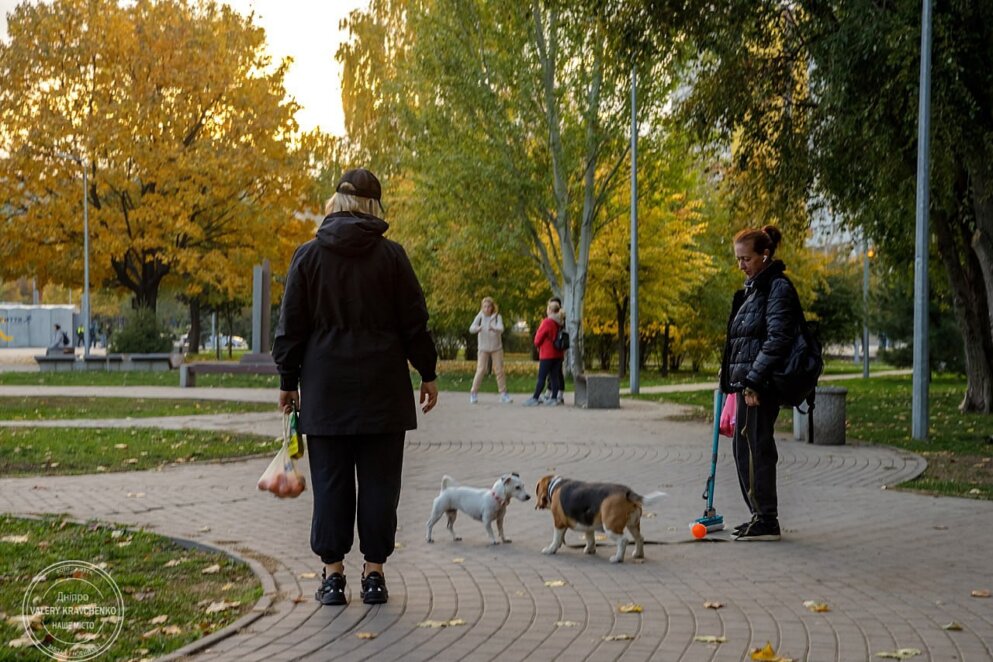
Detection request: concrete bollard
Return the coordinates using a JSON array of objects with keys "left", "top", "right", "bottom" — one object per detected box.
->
[
  {"left": 792, "top": 386, "right": 847, "bottom": 445},
  {"left": 574, "top": 374, "right": 620, "bottom": 409}
]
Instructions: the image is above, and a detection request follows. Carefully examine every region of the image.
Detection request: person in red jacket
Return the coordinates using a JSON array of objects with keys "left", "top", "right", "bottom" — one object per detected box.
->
[{"left": 523, "top": 301, "right": 565, "bottom": 406}]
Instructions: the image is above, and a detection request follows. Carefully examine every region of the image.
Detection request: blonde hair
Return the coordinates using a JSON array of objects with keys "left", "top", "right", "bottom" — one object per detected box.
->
[
  {"left": 481, "top": 296, "right": 498, "bottom": 314},
  {"left": 324, "top": 192, "right": 379, "bottom": 217}
]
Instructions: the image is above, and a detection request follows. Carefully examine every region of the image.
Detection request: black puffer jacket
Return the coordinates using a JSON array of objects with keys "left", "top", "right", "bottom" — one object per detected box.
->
[
  {"left": 272, "top": 211, "right": 438, "bottom": 435},
  {"left": 719, "top": 261, "right": 802, "bottom": 395}
]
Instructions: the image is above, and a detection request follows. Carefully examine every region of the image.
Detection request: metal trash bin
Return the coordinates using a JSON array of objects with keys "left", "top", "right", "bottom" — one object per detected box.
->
[{"left": 792, "top": 386, "right": 847, "bottom": 446}]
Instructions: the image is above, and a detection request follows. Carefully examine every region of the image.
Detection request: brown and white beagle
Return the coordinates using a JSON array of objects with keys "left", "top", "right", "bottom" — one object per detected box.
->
[{"left": 535, "top": 475, "right": 666, "bottom": 563}]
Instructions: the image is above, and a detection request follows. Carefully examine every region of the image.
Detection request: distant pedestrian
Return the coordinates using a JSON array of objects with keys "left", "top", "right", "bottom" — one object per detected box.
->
[
  {"left": 719, "top": 225, "right": 804, "bottom": 542},
  {"left": 49, "top": 324, "right": 70, "bottom": 351},
  {"left": 273, "top": 167, "right": 438, "bottom": 607},
  {"left": 75, "top": 324, "right": 84, "bottom": 348},
  {"left": 469, "top": 297, "right": 512, "bottom": 404},
  {"left": 523, "top": 301, "right": 564, "bottom": 406},
  {"left": 547, "top": 296, "right": 566, "bottom": 404}
]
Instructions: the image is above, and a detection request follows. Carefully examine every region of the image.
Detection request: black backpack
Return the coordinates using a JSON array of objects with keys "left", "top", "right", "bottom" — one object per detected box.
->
[
  {"left": 61, "top": 331, "right": 70, "bottom": 346},
  {"left": 552, "top": 326, "right": 570, "bottom": 351},
  {"left": 771, "top": 318, "right": 823, "bottom": 409}
]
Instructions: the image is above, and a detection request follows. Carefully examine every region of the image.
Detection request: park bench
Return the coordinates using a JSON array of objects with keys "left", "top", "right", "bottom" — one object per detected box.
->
[
  {"left": 179, "top": 361, "right": 279, "bottom": 387},
  {"left": 34, "top": 353, "right": 77, "bottom": 372},
  {"left": 126, "top": 353, "right": 183, "bottom": 372},
  {"left": 83, "top": 354, "right": 125, "bottom": 371},
  {"left": 574, "top": 373, "right": 621, "bottom": 409}
]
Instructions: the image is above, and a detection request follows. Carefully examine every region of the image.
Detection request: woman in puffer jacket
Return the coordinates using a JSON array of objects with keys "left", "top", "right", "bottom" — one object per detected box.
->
[{"left": 719, "top": 225, "right": 803, "bottom": 542}]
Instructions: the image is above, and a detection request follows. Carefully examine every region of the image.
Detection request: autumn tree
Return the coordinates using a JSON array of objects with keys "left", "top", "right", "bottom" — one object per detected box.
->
[{"left": 0, "top": 0, "right": 313, "bottom": 316}]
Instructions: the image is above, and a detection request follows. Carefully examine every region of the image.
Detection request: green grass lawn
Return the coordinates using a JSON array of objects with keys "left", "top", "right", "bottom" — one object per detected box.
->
[
  {"left": 0, "top": 428, "right": 276, "bottom": 477},
  {"left": 0, "top": 370, "right": 279, "bottom": 388},
  {"left": 0, "top": 514, "right": 261, "bottom": 659},
  {"left": 0, "top": 397, "right": 274, "bottom": 420},
  {"left": 639, "top": 374, "right": 993, "bottom": 499}
]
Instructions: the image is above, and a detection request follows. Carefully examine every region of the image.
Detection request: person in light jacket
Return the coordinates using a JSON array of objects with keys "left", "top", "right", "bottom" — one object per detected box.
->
[{"left": 469, "top": 296, "right": 512, "bottom": 404}]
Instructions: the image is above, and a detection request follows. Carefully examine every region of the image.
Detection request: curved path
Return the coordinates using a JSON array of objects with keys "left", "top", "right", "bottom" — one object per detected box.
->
[{"left": 2, "top": 389, "right": 992, "bottom": 661}]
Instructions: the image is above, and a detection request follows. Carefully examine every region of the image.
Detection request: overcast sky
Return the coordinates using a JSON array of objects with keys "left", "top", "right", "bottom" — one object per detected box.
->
[{"left": 0, "top": 0, "right": 368, "bottom": 135}]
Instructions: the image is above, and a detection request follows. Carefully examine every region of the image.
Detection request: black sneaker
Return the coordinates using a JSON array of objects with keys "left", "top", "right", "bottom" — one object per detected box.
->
[
  {"left": 315, "top": 570, "right": 347, "bottom": 605},
  {"left": 360, "top": 571, "right": 388, "bottom": 605},
  {"left": 734, "top": 519, "right": 781, "bottom": 541},
  {"left": 733, "top": 518, "right": 757, "bottom": 536}
]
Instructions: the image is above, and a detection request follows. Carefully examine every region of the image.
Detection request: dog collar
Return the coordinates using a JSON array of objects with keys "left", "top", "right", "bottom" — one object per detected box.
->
[
  {"left": 490, "top": 489, "right": 508, "bottom": 506},
  {"left": 547, "top": 476, "right": 564, "bottom": 503}
]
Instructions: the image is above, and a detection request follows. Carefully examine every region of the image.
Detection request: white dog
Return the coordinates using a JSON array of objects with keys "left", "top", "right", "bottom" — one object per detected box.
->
[{"left": 426, "top": 473, "right": 531, "bottom": 545}]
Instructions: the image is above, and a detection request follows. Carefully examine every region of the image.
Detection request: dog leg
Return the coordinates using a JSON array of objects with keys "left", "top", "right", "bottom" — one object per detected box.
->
[
  {"left": 583, "top": 529, "right": 596, "bottom": 554},
  {"left": 497, "top": 513, "right": 511, "bottom": 544},
  {"left": 446, "top": 510, "right": 461, "bottom": 542},
  {"left": 607, "top": 530, "right": 627, "bottom": 563},
  {"left": 484, "top": 518, "right": 500, "bottom": 545},
  {"left": 426, "top": 504, "right": 444, "bottom": 543},
  {"left": 542, "top": 528, "right": 566, "bottom": 555},
  {"left": 629, "top": 521, "right": 645, "bottom": 559}
]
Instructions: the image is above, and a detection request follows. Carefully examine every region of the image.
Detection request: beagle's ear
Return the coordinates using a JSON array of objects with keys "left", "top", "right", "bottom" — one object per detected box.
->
[{"left": 535, "top": 476, "right": 551, "bottom": 510}]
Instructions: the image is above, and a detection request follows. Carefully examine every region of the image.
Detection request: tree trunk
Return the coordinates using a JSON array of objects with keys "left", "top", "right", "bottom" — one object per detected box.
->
[
  {"left": 111, "top": 250, "right": 169, "bottom": 312},
  {"left": 933, "top": 208, "right": 993, "bottom": 413},
  {"left": 189, "top": 299, "right": 201, "bottom": 354},
  {"left": 968, "top": 157, "right": 993, "bottom": 366},
  {"left": 661, "top": 322, "right": 671, "bottom": 376}
]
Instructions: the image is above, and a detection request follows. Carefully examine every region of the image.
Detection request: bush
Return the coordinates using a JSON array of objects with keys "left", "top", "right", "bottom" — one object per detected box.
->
[{"left": 110, "top": 309, "right": 173, "bottom": 353}]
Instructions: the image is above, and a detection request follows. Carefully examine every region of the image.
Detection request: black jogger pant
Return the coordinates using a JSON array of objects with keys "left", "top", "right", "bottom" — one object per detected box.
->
[
  {"left": 732, "top": 392, "right": 780, "bottom": 521},
  {"left": 307, "top": 432, "right": 405, "bottom": 565},
  {"left": 532, "top": 358, "right": 563, "bottom": 399}
]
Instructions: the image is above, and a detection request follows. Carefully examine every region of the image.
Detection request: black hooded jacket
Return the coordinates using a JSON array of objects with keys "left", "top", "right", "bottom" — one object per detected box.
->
[
  {"left": 719, "top": 260, "right": 802, "bottom": 395},
  {"left": 272, "top": 211, "right": 438, "bottom": 435}
]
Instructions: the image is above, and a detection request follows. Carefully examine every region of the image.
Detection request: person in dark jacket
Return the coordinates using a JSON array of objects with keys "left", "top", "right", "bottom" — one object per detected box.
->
[
  {"left": 523, "top": 301, "right": 565, "bottom": 406},
  {"left": 719, "top": 225, "right": 803, "bottom": 542},
  {"left": 273, "top": 168, "right": 439, "bottom": 606}
]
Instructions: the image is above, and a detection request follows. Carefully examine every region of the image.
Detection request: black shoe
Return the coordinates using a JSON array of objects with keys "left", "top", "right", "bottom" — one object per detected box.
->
[
  {"left": 734, "top": 518, "right": 781, "bottom": 541},
  {"left": 733, "top": 518, "right": 756, "bottom": 536},
  {"left": 315, "top": 570, "right": 347, "bottom": 605},
  {"left": 360, "top": 571, "right": 388, "bottom": 605}
]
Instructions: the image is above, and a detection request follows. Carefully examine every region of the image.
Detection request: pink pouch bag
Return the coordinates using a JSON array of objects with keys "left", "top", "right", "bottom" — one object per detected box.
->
[{"left": 718, "top": 392, "right": 737, "bottom": 438}]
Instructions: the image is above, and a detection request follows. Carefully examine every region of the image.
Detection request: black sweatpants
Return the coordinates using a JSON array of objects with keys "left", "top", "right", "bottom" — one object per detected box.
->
[
  {"left": 307, "top": 432, "right": 405, "bottom": 565},
  {"left": 532, "top": 358, "right": 563, "bottom": 399},
  {"left": 732, "top": 393, "right": 780, "bottom": 521}
]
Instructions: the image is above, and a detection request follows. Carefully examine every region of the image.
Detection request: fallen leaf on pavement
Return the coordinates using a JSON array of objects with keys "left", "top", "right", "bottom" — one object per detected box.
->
[
  {"left": 417, "top": 619, "right": 466, "bottom": 628},
  {"left": 127, "top": 492, "right": 145, "bottom": 498},
  {"left": 356, "top": 632, "right": 377, "bottom": 640},
  {"left": 802, "top": 600, "right": 830, "bottom": 612},
  {"left": 942, "top": 622, "right": 963, "bottom": 631},
  {"left": 618, "top": 603, "right": 643, "bottom": 613},
  {"left": 452, "top": 558, "right": 464, "bottom": 564},
  {"left": 202, "top": 564, "right": 221, "bottom": 575},
  {"left": 555, "top": 621, "right": 579, "bottom": 627},
  {"left": 875, "top": 649, "right": 921, "bottom": 659},
  {"left": 703, "top": 601, "right": 724, "bottom": 609},
  {"left": 544, "top": 580, "right": 566, "bottom": 587},
  {"left": 750, "top": 642, "right": 795, "bottom": 661},
  {"left": 694, "top": 635, "right": 727, "bottom": 644},
  {"left": 297, "top": 572, "right": 317, "bottom": 579},
  {"left": 149, "top": 615, "right": 168, "bottom": 625},
  {"left": 603, "top": 634, "right": 635, "bottom": 641},
  {"left": 971, "top": 589, "right": 990, "bottom": 598}
]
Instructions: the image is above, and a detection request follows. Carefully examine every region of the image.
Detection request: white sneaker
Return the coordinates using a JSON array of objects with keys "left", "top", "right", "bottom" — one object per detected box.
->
[
  {"left": 500, "top": 393, "right": 513, "bottom": 404},
  {"left": 469, "top": 393, "right": 478, "bottom": 404}
]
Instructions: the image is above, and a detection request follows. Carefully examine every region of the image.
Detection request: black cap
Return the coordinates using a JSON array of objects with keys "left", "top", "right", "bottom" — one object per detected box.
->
[{"left": 336, "top": 168, "right": 382, "bottom": 201}]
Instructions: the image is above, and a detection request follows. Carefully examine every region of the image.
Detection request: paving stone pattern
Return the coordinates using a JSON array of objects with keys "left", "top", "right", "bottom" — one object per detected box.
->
[{"left": 1, "top": 388, "right": 991, "bottom": 661}]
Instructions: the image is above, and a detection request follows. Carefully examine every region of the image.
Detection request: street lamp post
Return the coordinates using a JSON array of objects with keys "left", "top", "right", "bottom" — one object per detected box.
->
[
  {"left": 863, "top": 236, "right": 871, "bottom": 379},
  {"left": 55, "top": 151, "right": 91, "bottom": 358}
]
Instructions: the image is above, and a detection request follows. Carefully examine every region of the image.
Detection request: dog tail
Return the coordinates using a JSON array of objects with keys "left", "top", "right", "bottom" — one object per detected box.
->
[
  {"left": 441, "top": 475, "right": 459, "bottom": 491},
  {"left": 639, "top": 491, "right": 668, "bottom": 507}
]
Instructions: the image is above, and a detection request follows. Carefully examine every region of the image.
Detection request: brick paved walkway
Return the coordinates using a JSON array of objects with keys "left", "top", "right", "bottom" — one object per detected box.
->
[{"left": 2, "top": 388, "right": 992, "bottom": 661}]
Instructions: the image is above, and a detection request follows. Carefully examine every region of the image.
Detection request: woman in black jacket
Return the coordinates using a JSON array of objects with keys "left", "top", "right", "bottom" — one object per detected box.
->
[
  {"left": 719, "top": 225, "right": 802, "bottom": 541},
  {"left": 273, "top": 168, "right": 439, "bottom": 605}
]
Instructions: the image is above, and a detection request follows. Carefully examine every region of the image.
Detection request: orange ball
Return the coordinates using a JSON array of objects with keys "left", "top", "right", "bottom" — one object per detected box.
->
[{"left": 691, "top": 522, "right": 707, "bottom": 539}]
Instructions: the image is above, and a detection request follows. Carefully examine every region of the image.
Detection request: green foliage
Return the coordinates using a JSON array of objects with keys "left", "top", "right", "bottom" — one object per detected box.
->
[
  {"left": 109, "top": 309, "right": 173, "bottom": 354},
  {"left": 809, "top": 258, "right": 862, "bottom": 348}
]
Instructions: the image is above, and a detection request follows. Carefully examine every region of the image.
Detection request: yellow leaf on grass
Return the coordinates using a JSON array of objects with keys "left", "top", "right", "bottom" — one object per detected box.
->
[
  {"left": 164, "top": 558, "right": 184, "bottom": 568},
  {"left": 8, "top": 637, "right": 34, "bottom": 648},
  {"left": 875, "top": 649, "right": 922, "bottom": 659},
  {"left": 618, "top": 603, "right": 643, "bottom": 613},
  {"left": 544, "top": 580, "right": 566, "bottom": 587},
  {"left": 204, "top": 600, "right": 241, "bottom": 614},
  {"left": 1, "top": 535, "right": 29, "bottom": 544},
  {"left": 802, "top": 600, "right": 830, "bottom": 612},
  {"left": 162, "top": 625, "right": 182, "bottom": 636},
  {"left": 202, "top": 564, "right": 221, "bottom": 575},
  {"left": 703, "top": 601, "right": 724, "bottom": 609},
  {"left": 356, "top": 632, "right": 377, "bottom": 640},
  {"left": 141, "top": 628, "right": 161, "bottom": 639},
  {"left": 149, "top": 615, "right": 168, "bottom": 625},
  {"left": 603, "top": 634, "right": 635, "bottom": 641},
  {"left": 694, "top": 635, "right": 727, "bottom": 644}
]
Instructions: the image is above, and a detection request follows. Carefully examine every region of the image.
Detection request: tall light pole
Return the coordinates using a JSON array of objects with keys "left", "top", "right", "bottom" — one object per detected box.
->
[
  {"left": 629, "top": 64, "right": 640, "bottom": 394},
  {"left": 912, "top": 0, "right": 932, "bottom": 440},
  {"left": 55, "top": 151, "right": 91, "bottom": 358}
]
